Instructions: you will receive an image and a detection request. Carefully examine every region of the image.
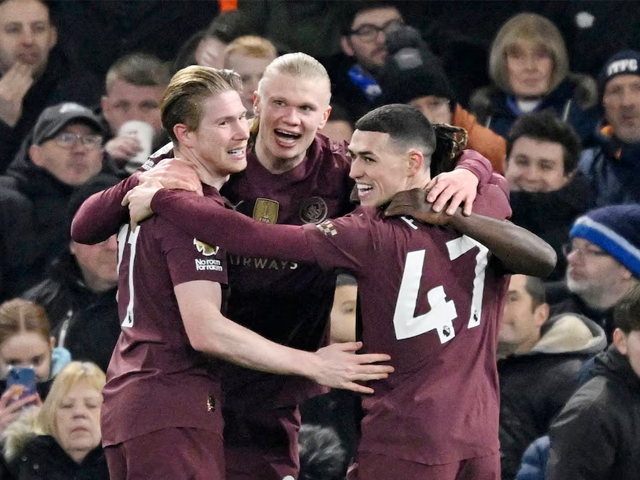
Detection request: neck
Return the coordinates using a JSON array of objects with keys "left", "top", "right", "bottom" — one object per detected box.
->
[
  {"left": 498, "top": 335, "right": 539, "bottom": 357},
  {"left": 254, "top": 137, "right": 306, "bottom": 175},
  {"left": 412, "top": 173, "right": 432, "bottom": 191},
  {"left": 67, "top": 447, "right": 90, "bottom": 464},
  {"left": 83, "top": 275, "right": 116, "bottom": 293},
  {"left": 174, "top": 145, "right": 227, "bottom": 190}
]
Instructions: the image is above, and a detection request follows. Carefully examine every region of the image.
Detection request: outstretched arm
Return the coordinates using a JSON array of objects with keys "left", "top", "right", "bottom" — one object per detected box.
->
[
  {"left": 71, "top": 157, "right": 201, "bottom": 244},
  {"left": 71, "top": 175, "right": 138, "bottom": 244},
  {"left": 145, "top": 187, "right": 317, "bottom": 263},
  {"left": 177, "top": 280, "right": 393, "bottom": 394},
  {"left": 385, "top": 188, "right": 557, "bottom": 277}
]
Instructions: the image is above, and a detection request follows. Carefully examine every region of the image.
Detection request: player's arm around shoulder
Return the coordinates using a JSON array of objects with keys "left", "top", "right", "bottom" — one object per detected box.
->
[
  {"left": 385, "top": 187, "right": 557, "bottom": 278},
  {"left": 71, "top": 174, "right": 141, "bottom": 244},
  {"left": 174, "top": 280, "right": 393, "bottom": 394}
]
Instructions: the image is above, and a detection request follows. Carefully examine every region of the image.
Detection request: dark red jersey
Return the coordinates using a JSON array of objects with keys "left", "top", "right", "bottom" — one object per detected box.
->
[
  {"left": 150, "top": 176, "right": 512, "bottom": 465},
  {"left": 102, "top": 185, "right": 228, "bottom": 446},
  {"left": 218, "top": 134, "right": 354, "bottom": 408},
  {"left": 301, "top": 183, "right": 510, "bottom": 465}
]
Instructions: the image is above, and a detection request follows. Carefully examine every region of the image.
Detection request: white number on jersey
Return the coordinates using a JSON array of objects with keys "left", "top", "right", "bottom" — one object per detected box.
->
[
  {"left": 393, "top": 235, "right": 489, "bottom": 344},
  {"left": 117, "top": 224, "right": 141, "bottom": 328}
]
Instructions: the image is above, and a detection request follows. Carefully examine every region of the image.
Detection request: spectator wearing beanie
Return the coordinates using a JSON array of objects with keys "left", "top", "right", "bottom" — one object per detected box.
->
[
  {"left": 469, "top": 13, "right": 599, "bottom": 147},
  {"left": 378, "top": 26, "right": 507, "bottom": 173},
  {"left": 549, "top": 204, "right": 640, "bottom": 342},
  {"left": 578, "top": 49, "right": 640, "bottom": 207}
]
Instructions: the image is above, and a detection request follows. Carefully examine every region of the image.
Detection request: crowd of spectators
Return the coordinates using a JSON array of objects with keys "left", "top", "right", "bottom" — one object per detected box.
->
[{"left": 1, "top": 1, "right": 640, "bottom": 479}]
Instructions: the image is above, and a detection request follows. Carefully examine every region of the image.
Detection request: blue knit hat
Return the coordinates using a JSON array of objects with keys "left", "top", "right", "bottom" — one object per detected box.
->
[{"left": 570, "top": 205, "right": 640, "bottom": 279}]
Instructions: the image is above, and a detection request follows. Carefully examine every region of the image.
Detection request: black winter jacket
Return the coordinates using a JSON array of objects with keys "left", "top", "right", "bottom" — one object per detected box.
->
[
  {"left": 7, "top": 435, "right": 109, "bottom": 480},
  {"left": 498, "top": 314, "right": 606, "bottom": 480},
  {"left": 548, "top": 347, "right": 640, "bottom": 480}
]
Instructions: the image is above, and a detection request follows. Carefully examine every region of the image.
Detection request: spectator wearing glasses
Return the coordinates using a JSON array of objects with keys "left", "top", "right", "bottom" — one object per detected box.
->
[
  {"left": 330, "top": 1, "right": 404, "bottom": 120},
  {"left": 0, "top": 102, "right": 119, "bottom": 303},
  {"left": 549, "top": 205, "right": 640, "bottom": 342}
]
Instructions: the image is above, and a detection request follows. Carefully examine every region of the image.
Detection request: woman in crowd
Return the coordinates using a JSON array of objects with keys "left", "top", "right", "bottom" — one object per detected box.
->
[
  {"left": 0, "top": 299, "right": 71, "bottom": 433},
  {"left": 470, "top": 13, "right": 599, "bottom": 146},
  {"left": 3, "top": 361, "right": 108, "bottom": 479}
]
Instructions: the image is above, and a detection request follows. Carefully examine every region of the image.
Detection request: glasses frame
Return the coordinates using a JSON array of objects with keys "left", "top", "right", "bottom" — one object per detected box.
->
[
  {"left": 53, "top": 132, "right": 104, "bottom": 149},
  {"left": 349, "top": 19, "right": 404, "bottom": 43}
]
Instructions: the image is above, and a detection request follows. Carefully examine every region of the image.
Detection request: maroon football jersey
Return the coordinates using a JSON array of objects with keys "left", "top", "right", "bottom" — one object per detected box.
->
[
  {"left": 149, "top": 177, "right": 512, "bottom": 464},
  {"left": 218, "top": 134, "right": 354, "bottom": 408},
  {"left": 102, "top": 185, "right": 228, "bottom": 446},
  {"left": 301, "top": 182, "right": 511, "bottom": 465}
]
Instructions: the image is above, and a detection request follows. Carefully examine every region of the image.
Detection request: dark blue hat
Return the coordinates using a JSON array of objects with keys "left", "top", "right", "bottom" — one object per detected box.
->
[{"left": 598, "top": 49, "right": 640, "bottom": 96}]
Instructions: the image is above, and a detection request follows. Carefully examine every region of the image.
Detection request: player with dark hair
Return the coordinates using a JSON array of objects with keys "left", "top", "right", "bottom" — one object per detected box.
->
[
  {"left": 72, "top": 52, "right": 492, "bottom": 480},
  {"left": 125, "top": 103, "right": 556, "bottom": 480},
  {"left": 101, "top": 66, "right": 394, "bottom": 480}
]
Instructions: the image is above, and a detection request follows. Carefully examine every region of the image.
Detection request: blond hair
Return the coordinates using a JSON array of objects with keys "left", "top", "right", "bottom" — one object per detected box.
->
[
  {"left": 36, "top": 362, "right": 106, "bottom": 440},
  {"left": 257, "top": 52, "right": 331, "bottom": 103},
  {"left": 224, "top": 35, "right": 277, "bottom": 64},
  {"left": 489, "top": 13, "right": 569, "bottom": 95},
  {"left": 0, "top": 299, "right": 50, "bottom": 348},
  {"left": 161, "top": 65, "right": 242, "bottom": 144}
]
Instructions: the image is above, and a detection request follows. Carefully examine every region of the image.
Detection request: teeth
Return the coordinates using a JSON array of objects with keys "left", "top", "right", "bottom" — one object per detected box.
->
[
  {"left": 276, "top": 129, "right": 301, "bottom": 139},
  {"left": 228, "top": 149, "right": 243, "bottom": 154},
  {"left": 357, "top": 184, "right": 372, "bottom": 192}
]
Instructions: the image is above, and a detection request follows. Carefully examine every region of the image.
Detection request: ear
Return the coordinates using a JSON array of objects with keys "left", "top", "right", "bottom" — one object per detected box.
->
[
  {"left": 101, "top": 95, "right": 111, "bottom": 115},
  {"left": 49, "top": 336, "right": 56, "bottom": 350},
  {"left": 613, "top": 328, "right": 628, "bottom": 355},
  {"left": 253, "top": 92, "right": 261, "bottom": 117},
  {"left": 48, "top": 26, "right": 58, "bottom": 49},
  {"left": 621, "top": 267, "right": 633, "bottom": 281},
  {"left": 173, "top": 123, "right": 193, "bottom": 147},
  {"left": 318, "top": 105, "right": 332, "bottom": 130},
  {"left": 407, "top": 149, "right": 424, "bottom": 175},
  {"left": 533, "top": 303, "right": 550, "bottom": 328},
  {"left": 29, "top": 145, "right": 45, "bottom": 167},
  {"left": 341, "top": 36, "right": 355, "bottom": 57}
]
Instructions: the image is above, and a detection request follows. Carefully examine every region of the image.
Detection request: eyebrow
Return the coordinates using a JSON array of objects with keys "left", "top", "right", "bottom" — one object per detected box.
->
[
  {"left": 348, "top": 148, "right": 375, "bottom": 157},
  {"left": 215, "top": 112, "right": 246, "bottom": 123}
]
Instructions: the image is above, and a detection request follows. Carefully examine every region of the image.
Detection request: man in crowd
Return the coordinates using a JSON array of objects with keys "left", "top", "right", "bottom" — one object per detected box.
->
[
  {"left": 498, "top": 274, "right": 605, "bottom": 480},
  {"left": 504, "top": 111, "right": 591, "bottom": 281},
  {"left": 548, "top": 284, "right": 640, "bottom": 480},
  {"left": 72, "top": 54, "right": 488, "bottom": 480},
  {"left": 0, "top": 0, "right": 101, "bottom": 172},
  {"left": 98, "top": 65, "right": 393, "bottom": 480},
  {"left": 550, "top": 204, "right": 640, "bottom": 342},
  {"left": 331, "top": 1, "right": 404, "bottom": 120},
  {"left": 0, "top": 102, "right": 117, "bottom": 302},
  {"left": 125, "top": 103, "right": 556, "bottom": 480},
  {"left": 100, "top": 53, "right": 171, "bottom": 171},
  {"left": 579, "top": 49, "right": 640, "bottom": 206},
  {"left": 223, "top": 35, "right": 278, "bottom": 117}
]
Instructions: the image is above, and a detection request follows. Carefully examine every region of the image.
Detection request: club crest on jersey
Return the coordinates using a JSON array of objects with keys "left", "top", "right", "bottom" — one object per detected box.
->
[
  {"left": 194, "top": 239, "right": 220, "bottom": 256},
  {"left": 299, "top": 196, "right": 328, "bottom": 224},
  {"left": 253, "top": 198, "right": 279, "bottom": 224},
  {"left": 316, "top": 220, "right": 337, "bottom": 236}
]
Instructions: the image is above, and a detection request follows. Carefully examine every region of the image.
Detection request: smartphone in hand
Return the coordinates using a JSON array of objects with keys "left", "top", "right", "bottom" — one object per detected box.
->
[{"left": 5, "top": 366, "right": 37, "bottom": 407}]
